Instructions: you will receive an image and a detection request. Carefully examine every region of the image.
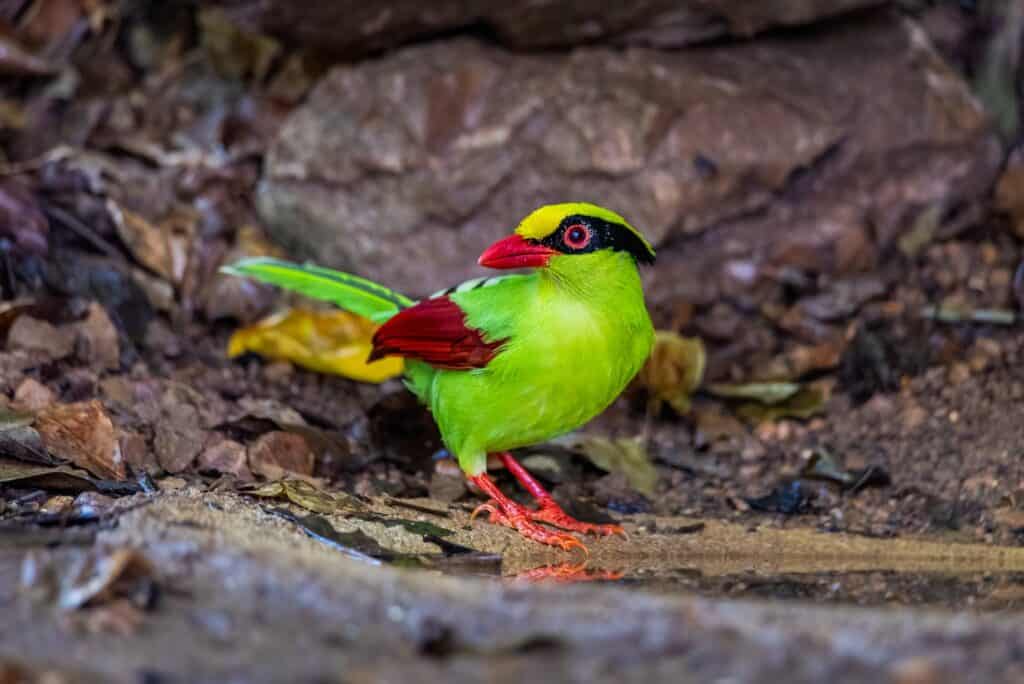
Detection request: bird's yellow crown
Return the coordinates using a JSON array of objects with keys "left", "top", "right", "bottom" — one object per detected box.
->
[{"left": 514, "top": 202, "right": 655, "bottom": 259}]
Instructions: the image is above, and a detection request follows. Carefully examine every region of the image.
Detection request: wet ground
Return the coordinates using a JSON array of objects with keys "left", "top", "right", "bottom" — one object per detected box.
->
[{"left": 6, "top": 488, "right": 1024, "bottom": 682}]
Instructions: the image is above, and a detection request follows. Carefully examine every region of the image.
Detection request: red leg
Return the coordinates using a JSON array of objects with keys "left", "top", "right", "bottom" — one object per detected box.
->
[
  {"left": 468, "top": 474, "right": 587, "bottom": 553},
  {"left": 497, "top": 452, "right": 626, "bottom": 537},
  {"left": 513, "top": 562, "right": 625, "bottom": 584}
]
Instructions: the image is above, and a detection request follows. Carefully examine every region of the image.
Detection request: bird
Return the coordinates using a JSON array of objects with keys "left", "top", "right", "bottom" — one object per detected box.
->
[{"left": 223, "top": 202, "right": 656, "bottom": 551}]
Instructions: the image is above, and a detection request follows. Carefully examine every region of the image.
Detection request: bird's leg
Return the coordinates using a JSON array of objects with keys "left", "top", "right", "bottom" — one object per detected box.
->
[
  {"left": 468, "top": 473, "right": 586, "bottom": 553},
  {"left": 496, "top": 452, "right": 625, "bottom": 537}
]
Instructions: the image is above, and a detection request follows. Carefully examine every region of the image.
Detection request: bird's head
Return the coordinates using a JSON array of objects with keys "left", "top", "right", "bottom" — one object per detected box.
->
[{"left": 477, "top": 203, "right": 656, "bottom": 281}]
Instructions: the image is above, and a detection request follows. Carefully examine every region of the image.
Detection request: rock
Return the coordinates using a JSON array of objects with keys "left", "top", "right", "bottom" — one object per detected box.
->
[
  {"left": 248, "top": 431, "right": 315, "bottom": 480},
  {"left": 7, "top": 316, "right": 74, "bottom": 360},
  {"left": 207, "top": 0, "right": 884, "bottom": 57},
  {"left": 198, "top": 437, "right": 253, "bottom": 481},
  {"left": 13, "top": 378, "right": 56, "bottom": 412},
  {"left": 259, "top": 13, "right": 1000, "bottom": 308},
  {"left": 153, "top": 386, "right": 209, "bottom": 474},
  {"left": 428, "top": 466, "right": 467, "bottom": 503},
  {"left": 74, "top": 303, "right": 120, "bottom": 371},
  {"left": 118, "top": 429, "right": 159, "bottom": 475},
  {"left": 34, "top": 400, "right": 128, "bottom": 480}
]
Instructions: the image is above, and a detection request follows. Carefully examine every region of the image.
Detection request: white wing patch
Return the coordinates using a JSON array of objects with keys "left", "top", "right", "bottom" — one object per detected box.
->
[{"left": 429, "top": 276, "right": 510, "bottom": 299}]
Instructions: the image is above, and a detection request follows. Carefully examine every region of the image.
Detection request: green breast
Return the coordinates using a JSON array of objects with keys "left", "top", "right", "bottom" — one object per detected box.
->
[{"left": 406, "top": 253, "right": 654, "bottom": 471}]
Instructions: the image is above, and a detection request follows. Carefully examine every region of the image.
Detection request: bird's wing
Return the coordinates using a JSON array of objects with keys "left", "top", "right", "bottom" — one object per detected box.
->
[{"left": 368, "top": 296, "right": 505, "bottom": 370}]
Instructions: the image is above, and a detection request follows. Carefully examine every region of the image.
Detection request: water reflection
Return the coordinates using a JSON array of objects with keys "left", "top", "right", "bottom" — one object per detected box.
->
[{"left": 500, "top": 561, "right": 1024, "bottom": 610}]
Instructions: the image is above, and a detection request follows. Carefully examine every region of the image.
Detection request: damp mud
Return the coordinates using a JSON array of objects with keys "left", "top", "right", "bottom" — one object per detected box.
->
[{"left": 5, "top": 490, "right": 1024, "bottom": 683}]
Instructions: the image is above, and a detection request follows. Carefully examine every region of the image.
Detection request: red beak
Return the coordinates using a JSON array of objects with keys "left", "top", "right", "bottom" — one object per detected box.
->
[{"left": 477, "top": 234, "right": 556, "bottom": 270}]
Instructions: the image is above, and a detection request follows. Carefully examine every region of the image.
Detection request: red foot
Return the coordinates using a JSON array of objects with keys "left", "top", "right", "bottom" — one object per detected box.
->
[
  {"left": 513, "top": 562, "right": 625, "bottom": 584},
  {"left": 469, "top": 475, "right": 587, "bottom": 553},
  {"left": 497, "top": 452, "right": 626, "bottom": 537}
]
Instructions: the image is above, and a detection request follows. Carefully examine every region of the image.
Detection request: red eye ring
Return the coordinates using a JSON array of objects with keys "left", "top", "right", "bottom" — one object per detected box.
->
[{"left": 563, "top": 223, "right": 591, "bottom": 250}]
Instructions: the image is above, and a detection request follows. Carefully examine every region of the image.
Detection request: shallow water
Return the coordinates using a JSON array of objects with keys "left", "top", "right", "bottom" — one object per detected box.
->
[{"left": 487, "top": 562, "right": 1024, "bottom": 612}]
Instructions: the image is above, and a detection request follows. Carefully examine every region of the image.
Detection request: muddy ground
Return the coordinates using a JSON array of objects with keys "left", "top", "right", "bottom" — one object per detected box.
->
[{"left": 3, "top": 1, "right": 1024, "bottom": 682}]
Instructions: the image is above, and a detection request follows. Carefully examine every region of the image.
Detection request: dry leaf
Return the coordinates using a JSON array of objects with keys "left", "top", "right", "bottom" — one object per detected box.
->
[
  {"left": 228, "top": 308, "right": 404, "bottom": 383},
  {"left": 736, "top": 385, "right": 828, "bottom": 424},
  {"left": 242, "top": 478, "right": 364, "bottom": 514},
  {"left": 58, "top": 548, "right": 157, "bottom": 611},
  {"left": 707, "top": 382, "right": 800, "bottom": 405},
  {"left": 34, "top": 401, "right": 127, "bottom": 480},
  {"left": 553, "top": 435, "right": 657, "bottom": 496},
  {"left": 637, "top": 331, "right": 705, "bottom": 414},
  {"left": 107, "top": 201, "right": 194, "bottom": 284}
]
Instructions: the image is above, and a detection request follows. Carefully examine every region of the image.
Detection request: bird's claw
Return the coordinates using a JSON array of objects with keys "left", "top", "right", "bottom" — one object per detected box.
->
[
  {"left": 531, "top": 500, "right": 626, "bottom": 538},
  {"left": 471, "top": 499, "right": 588, "bottom": 554}
]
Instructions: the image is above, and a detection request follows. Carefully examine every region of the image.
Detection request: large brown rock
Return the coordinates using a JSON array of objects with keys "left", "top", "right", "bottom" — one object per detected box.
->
[
  {"left": 258, "top": 12, "right": 1001, "bottom": 309},
  {"left": 209, "top": 0, "right": 885, "bottom": 56}
]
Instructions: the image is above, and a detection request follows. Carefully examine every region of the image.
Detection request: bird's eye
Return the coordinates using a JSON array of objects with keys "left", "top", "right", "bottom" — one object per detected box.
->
[{"left": 562, "top": 223, "right": 591, "bottom": 250}]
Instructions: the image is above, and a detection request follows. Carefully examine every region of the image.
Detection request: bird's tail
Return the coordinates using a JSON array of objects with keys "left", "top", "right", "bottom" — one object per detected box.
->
[{"left": 221, "top": 257, "right": 413, "bottom": 323}]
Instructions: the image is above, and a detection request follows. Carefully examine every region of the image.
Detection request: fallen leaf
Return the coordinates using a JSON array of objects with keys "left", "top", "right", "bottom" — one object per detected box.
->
[
  {"left": 636, "top": 331, "right": 705, "bottom": 414},
  {"left": 13, "top": 377, "right": 56, "bottom": 411},
  {"left": 6, "top": 315, "right": 74, "bottom": 360},
  {"left": 203, "top": 224, "right": 283, "bottom": 323},
  {"left": 154, "top": 385, "right": 210, "bottom": 474},
  {"left": 248, "top": 431, "right": 316, "bottom": 480},
  {"left": 34, "top": 401, "right": 127, "bottom": 480},
  {"left": 801, "top": 449, "right": 891, "bottom": 494},
  {"left": 553, "top": 435, "right": 657, "bottom": 496},
  {"left": 746, "top": 480, "right": 815, "bottom": 515},
  {"left": 241, "top": 478, "right": 363, "bottom": 514},
  {"left": 0, "top": 406, "right": 47, "bottom": 465},
  {"left": 197, "top": 437, "right": 252, "bottom": 481},
  {"left": 107, "top": 201, "right": 193, "bottom": 284},
  {"left": 706, "top": 382, "right": 800, "bottom": 405},
  {"left": 74, "top": 303, "right": 120, "bottom": 371},
  {"left": 58, "top": 547, "right": 158, "bottom": 611},
  {"left": 228, "top": 308, "right": 404, "bottom": 383},
  {"left": 736, "top": 385, "right": 828, "bottom": 424},
  {"left": 0, "top": 458, "right": 97, "bottom": 491},
  {"left": 267, "top": 508, "right": 385, "bottom": 565}
]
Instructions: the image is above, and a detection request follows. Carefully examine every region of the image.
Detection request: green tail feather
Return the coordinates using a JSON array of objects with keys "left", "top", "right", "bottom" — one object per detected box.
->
[{"left": 221, "top": 257, "right": 413, "bottom": 323}]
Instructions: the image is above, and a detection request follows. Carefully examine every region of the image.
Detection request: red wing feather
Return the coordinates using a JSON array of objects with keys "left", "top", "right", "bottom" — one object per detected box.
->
[{"left": 369, "top": 296, "right": 504, "bottom": 370}]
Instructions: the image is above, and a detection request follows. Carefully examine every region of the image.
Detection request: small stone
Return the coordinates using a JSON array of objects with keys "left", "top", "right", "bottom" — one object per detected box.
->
[
  {"left": 248, "top": 431, "right": 315, "bottom": 480},
  {"left": 7, "top": 316, "right": 74, "bottom": 360},
  {"left": 73, "top": 491, "right": 116, "bottom": 517},
  {"left": 118, "top": 430, "right": 159, "bottom": 475},
  {"left": 75, "top": 302, "right": 120, "bottom": 371},
  {"left": 158, "top": 476, "right": 188, "bottom": 490},
  {"left": 40, "top": 495, "right": 75, "bottom": 515},
  {"left": 13, "top": 378, "right": 56, "bottom": 412},
  {"left": 153, "top": 385, "right": 208, "bottom": 474},
  {"left": 428, "top": 467, "right": 467, "bottom": 503},
  {"left": 198, "top": 438, "right": 253, "bottom": 481},
  {"left": 947, "top": 362, "right": 971, "bottom": 386},
  {"left": 263, "top": 361, "right": 294, "bottom": 383},
  {"left": 901, "top": 403, "right": 927, "bottom": 432},
  {"left": 143, "top": 319, "right": 182, "bottom": 358}
]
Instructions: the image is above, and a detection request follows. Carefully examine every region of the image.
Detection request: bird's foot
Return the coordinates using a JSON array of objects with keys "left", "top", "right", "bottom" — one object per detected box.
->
[
  {"left": 471, "top": 499, "right": 587, "bottom": 554},
  {"left": 529, "top": 499, "right": 626, "bottom": 538},
  {"left": 513, "top": 562, "right": 624, "bottom": 583},
  {"left": 493, "top": 451, "right": 625, "bottom": 537}
]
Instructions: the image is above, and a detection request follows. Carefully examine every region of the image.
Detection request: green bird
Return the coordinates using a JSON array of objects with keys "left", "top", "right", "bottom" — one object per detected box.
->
[{"left": 224, "top": 203, "right": 656, "bottom": 551}]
